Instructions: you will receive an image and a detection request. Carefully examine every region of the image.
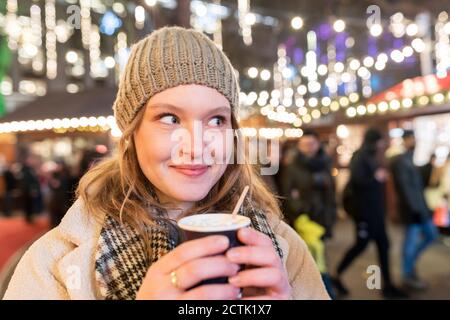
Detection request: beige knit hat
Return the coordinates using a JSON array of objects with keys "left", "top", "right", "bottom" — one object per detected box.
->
[{"left": 112, "top": 26, "right": 240, "bottom": 132}]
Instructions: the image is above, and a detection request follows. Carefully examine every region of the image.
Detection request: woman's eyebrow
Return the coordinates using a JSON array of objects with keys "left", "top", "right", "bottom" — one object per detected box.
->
[
  {"left": 204, "top": 106, "right": 231, "bottom": 116},
  {"left": 147, "top": 103, "right": 185, "bottom": 114},
  {"left": 147, "top": 103, "right": 231, "bottom": 116}
]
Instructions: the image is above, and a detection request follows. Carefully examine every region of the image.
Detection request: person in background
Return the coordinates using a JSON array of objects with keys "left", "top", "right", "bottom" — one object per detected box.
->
[
  {"left": 391, "top": 130, "right": 438, "bottom": 291},
  {"left": 281, "top": 131, "right": 336, "bottom": 235},
  {"left": 276, "top": 140, "right": 298, "bottom": 225},
  {"left": 18, "top": 154, "right": 42, "bottom": 224},
  {"left": 65, "top": 149, "right": 106, "bottom": 207},
  {"left": 275, "top": 140, "right": 297, "bottom": 196},
  {"left": 78, "top": 149, "right": 105, "bottom": 178},
  {"left": 281, "top": 130, "right": 337, "bottom": 298},
  {"left": 260, "top": 139, "right": 280, "bottom": 195},
  {"left": 48, "top": 160, "right": 73, "bottom": 228},
  {"left": 332, "top": 128, "right": 406, "bottom": 299},
  {"left": 1, "top": 164, "right": 16, "bottom": 217}
]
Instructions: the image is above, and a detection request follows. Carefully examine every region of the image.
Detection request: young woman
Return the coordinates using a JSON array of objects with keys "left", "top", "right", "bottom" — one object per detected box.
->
[{"left": 4, "top": 27, "right": 329, "bottom": 300}]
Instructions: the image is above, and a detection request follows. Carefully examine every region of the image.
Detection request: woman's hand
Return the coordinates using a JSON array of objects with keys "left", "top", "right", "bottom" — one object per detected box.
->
[
  {"left": 136, "top": 235, "right": 241, "bottom": 300},
  {"left": 226, "top": 228, "right": 292, "bottom": 300}
]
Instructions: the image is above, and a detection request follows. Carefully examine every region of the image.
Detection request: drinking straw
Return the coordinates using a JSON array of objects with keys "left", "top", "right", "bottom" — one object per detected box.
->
[{"left": 231, "top": 185, "right": 249, "bottom": 219}]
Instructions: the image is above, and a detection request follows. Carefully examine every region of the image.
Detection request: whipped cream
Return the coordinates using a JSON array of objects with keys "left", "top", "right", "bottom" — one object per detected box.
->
[{"left": 178, "top": 213, "right": 251, "bottom": 232}]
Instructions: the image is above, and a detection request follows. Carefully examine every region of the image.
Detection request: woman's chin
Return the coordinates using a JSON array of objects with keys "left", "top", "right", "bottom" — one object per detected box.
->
[{"left": 170, "top": 190, "right": 211, "bottom": 203}]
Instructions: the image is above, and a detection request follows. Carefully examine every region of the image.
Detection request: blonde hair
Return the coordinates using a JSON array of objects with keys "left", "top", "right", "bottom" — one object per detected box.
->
[{"left": 76, "top": 105, "right": 282, "bottom": 253}]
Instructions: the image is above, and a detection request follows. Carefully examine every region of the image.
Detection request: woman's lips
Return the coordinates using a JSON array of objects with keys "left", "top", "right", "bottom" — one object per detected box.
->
[{"left": 170, "top": 165, "right": 209, "bottom": 177}]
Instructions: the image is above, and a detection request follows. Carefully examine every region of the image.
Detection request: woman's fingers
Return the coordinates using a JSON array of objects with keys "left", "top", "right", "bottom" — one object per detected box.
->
[
  {"left": 228, "top": 267, "right": 284, "bottom": 289},
  {"left": 228, "top": 266, "right": 292, "bottom": 299},
  {"left": 228, "top": 228, "right": 281, "bottom": 268},
  {"left": 156, "top": 235, "right": 230, "bottom": 273},
  {"left": 175, "top": 256, "right": 240, "bottom": 290},
  {"left": 137, "top": 244, "right": 237, "bottom": 300},
  {"left": 179, "top": 284, "right": 241, "bottom": 300},
  {"left": 236, "top": 228, "right": 273, "bottom": 247},
  {"left": 226, "top": 245, "right": 281, "bottom": 267}
]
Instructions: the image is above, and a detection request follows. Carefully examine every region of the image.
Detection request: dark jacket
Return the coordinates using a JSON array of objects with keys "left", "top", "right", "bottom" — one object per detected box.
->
[
  {"left": 281, "top": 150, "right": 336, "bottom": 237},
  {"left": 18, "top": 165, "right": 40, "bottom": 197},
  {"left": 345, "top": 145, "right": 386, "bottom": 228},
  {"left": 48, "top": 167, "right": 73, "bottom": 228},
  {"left": 390, "top": 150, "right": 431, "bottom": 224},
  {"left": 2, "top": 169, "right": 16, "bottom": 191}
]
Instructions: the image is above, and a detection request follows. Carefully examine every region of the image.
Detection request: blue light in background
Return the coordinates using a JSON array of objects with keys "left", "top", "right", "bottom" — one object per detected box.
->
[
  {"left": 284, "top": 65, "right": 297, "bottom": 80},
  {"left": 100, "top": 11, "right": 122, "bottom": 36},
  {"left": 337, "top": 83, "right": 346, "bottom": 96},
  {"left": 371, "top": 74, "right": 381, "bottom": 92}
]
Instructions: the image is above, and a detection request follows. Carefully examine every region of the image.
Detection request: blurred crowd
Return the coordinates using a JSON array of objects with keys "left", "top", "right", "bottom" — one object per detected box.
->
[
  {"left": 0, "top": 149, "right": 105, "bottom": 228},
  {"left": 1, "top": 130, "right": 450, "bottom": 299},
  {"left": 263, "top": 129, "right": 450, "bottom": 299}
]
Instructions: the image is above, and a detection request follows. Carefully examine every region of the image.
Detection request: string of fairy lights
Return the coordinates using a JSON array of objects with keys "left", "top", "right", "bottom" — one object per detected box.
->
[
  {"left": 0, "top": 115, "right": 122, "bottom": 137},
  {"left": 0, "top": 1, "right": 449, "bottom": 138},
  {"left": 0, "top": 114, "right": 302, "bottom": 140},
  {"left": 344, "top": 90, "right": 450, "bottom": 119}
]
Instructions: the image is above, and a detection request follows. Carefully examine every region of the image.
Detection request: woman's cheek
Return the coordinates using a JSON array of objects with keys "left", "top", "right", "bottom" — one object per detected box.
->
[
  {"left": 151, "top": 134, "right": 177, "bottom": 165},
  {"left": 136, "top": 128, "right": 174, "bottom": 165}
]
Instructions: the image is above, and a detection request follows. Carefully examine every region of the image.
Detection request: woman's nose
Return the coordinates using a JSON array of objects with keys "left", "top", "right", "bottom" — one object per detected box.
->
[{"left": 182, "top": 121, "right": 206, "bottom": 161}]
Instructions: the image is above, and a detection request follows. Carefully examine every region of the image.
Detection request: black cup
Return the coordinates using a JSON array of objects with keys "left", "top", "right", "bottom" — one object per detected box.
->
[{"left": 177, "top": 213, "right": 250, "bottom": 288}]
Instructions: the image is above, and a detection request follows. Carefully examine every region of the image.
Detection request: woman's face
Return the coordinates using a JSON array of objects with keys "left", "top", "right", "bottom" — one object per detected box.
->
[{"left": 134, "top": 84, "right": 233, "bottom": 207}]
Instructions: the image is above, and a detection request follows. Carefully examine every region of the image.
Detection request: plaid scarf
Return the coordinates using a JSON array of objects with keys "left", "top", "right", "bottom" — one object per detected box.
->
[{"left": 94, "top": 200, "right": 283, "bottom": 300}]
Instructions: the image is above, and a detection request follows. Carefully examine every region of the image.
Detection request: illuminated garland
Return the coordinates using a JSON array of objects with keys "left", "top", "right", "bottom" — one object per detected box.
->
[
  {"left": 0, "top": 115, "right": 122, "bottom": 137},
  {"left": 345, "top": 90, "right": 450, "bottom": 118}
]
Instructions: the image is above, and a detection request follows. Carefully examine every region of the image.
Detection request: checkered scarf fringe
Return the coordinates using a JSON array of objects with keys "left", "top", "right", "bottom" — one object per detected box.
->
[{"left": 94, "top": 200, "right": 282, "bottom": 300}]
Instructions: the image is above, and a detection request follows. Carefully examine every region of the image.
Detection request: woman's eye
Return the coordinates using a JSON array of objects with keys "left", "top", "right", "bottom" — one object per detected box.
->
[
  {"left": 208, "top": 116, "right": 225, "bottom": 127},
  {"left": 159, "top": 114, "right": 179, "bottom": 125}
]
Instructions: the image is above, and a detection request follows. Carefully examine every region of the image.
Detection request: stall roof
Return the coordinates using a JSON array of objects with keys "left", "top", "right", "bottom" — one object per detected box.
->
[{"left": 0, "top": 87, "right": 116, "bottom": 123}]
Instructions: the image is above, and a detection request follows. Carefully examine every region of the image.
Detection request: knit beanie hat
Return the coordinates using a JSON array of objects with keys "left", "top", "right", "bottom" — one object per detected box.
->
[{"left": 112, "top": 26, "right": 240, "bottom": 132}]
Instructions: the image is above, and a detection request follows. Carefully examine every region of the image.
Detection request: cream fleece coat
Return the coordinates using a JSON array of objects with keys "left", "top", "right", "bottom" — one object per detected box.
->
[{"left": 3, "top": 199, "right": 330, "bottom": 300}]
